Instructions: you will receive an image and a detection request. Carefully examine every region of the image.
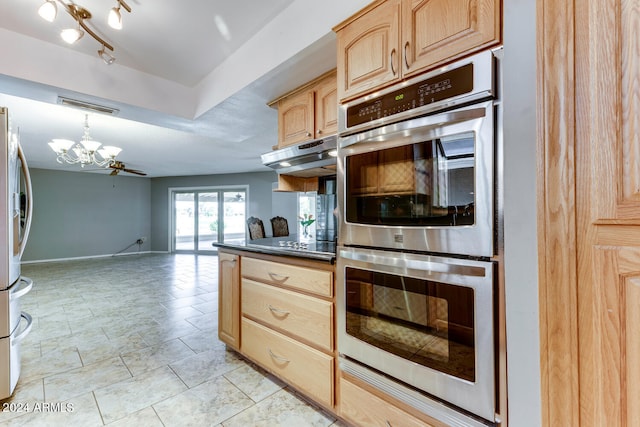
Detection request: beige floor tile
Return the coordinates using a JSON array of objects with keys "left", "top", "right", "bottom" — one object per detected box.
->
[
  {"left": 44, "top": 357, "right": 131, "bottom": 402},
  {"left": 153, "top": 376, "right": 253, "bottom": 427},
  {"left": 93, "top": 365, "right": 187, "bottom": 424},
  {"left": 222, "top": 388, "right": 336, "bottom": 427},
  {"left": 13, "top": 254, "right": 338, "bottom": 426},
  {"left": 120, "top": 338, "right": 196, "bottom": 376}
]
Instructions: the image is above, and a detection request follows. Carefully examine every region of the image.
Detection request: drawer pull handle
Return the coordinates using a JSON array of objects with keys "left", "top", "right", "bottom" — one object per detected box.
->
[
  {"left": 268, "top": 305, "right": 290, "bottom": 316},
  {"left": 386, "top": 421, "right": 392, "bottom": 427},
  {"left": 268, "top": 272, "right": 289, "bottom": 282},
  {"left": 268, "top": 348, "right": 290, "bottom": 364}
]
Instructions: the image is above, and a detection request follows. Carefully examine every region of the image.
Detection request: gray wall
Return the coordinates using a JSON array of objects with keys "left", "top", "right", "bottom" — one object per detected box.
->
[
  {"left": 22, "top": 168, "right": 151, "bottom": 261},
  {"left": 503, "top": 0, "right": 541, "bottom": 425},
  {"left": 149, "top": 171, "right": 277, "bottom": 252}
]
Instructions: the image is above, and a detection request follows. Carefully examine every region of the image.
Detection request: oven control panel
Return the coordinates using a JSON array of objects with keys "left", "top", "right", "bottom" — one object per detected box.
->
[{"left": 346, "top": 63, "right": 474, "bottom": 128}]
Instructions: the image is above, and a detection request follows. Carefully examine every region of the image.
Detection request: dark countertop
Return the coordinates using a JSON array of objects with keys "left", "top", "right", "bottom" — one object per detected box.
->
[{"left": 212, "top": 235, "right": 336, "bottom": 264}]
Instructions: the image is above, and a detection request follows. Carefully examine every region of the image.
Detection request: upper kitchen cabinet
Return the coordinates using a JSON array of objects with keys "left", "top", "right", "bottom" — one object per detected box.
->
[
  {"left": 272, "top": 70, "right": 337, "bottom": 148},
  {"left": 334, "top": 0, "right": 501, "bottom": 102}
]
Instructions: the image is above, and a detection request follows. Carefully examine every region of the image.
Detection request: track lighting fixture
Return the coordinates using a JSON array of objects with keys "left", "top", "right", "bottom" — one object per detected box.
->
[
  {"left": 98, "top": 46, "right": 116, "bottom": 65},
  {"left": 37, "top": 0, "right": 132, "bottom": 64}
]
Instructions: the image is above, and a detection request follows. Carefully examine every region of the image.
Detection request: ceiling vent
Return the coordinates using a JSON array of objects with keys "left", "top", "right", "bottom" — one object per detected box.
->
[{"left": 57, "top": 96, "right": 120, "bottom": 115}]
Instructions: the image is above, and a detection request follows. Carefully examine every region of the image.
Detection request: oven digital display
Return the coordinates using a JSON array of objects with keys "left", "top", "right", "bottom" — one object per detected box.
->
[{"left": 346, "top": 63, "right": 474, "bottom": 128}]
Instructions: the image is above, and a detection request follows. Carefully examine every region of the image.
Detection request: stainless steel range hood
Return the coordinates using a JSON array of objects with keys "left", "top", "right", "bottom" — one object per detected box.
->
[{"left": 261, "top": 135, "right": 337, "bottom": 178}]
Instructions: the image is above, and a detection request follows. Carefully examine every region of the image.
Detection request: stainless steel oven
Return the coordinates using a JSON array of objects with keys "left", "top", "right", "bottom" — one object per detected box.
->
[
  {"left": 337, "top": 49, "right": 498, "bottom": 258},
  {"left": 336, "top": 49, "right": 503, "bottom": 426},
  {"left": 337, "top": 247, "right": 495, "bottom": 424}
]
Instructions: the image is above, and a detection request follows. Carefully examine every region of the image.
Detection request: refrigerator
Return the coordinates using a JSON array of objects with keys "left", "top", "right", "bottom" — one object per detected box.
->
[{"left": 0, "top": 107, "right": 33, "bottom": 400}]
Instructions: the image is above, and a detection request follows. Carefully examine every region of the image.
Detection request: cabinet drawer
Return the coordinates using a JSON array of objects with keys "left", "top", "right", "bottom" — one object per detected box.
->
[
  {"left": 340, "top": 376, "right": 435, "bottom": 427},
  {"left": 242, "top": 279, "right": 333, "bottom": 351},
  {"left": 242, "top": 257, "right": 333, "bottom": 297},
  {"left": 241, "top": 318, "right": 334, "bottom": 407}
]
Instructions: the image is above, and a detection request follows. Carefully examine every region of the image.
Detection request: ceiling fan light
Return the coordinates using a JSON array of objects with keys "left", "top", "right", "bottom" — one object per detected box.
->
[
  {"left": 38, "top": 0, "right": 57, "bottom": 22},
  {"left": 108, "top": 7, "right": 122, "bottom": 29},
  {"left": 61, "top": 27, "right": 84, "bottom": 44}
]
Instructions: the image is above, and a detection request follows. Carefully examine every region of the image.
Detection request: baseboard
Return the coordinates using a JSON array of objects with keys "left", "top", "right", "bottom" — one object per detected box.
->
[{"left": 21, "top": 250, "right": 156, "bottom": 265}]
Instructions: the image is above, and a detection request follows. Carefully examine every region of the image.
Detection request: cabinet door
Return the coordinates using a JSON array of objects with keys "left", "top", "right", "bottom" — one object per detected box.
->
[
  {"left": 378, "top": 145, "right": 415, "bottom": 194},
  {"left": 218, "top": 252, "right": 240, "bottom": 349},
  {"left": 336, "top": 0, "right": 401, "bottom": 101},
  {"left": 278, "top": 90, "right": 315, "bottom": 148},
  {"left": 401, "top": 0, "right": 501, "bottom": 78},
  {"left": 314, "top": 73, "right": 338, "bottom": 138}
]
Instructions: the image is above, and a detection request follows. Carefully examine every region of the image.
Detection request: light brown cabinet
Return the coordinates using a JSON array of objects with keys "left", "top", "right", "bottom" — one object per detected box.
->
[
  {"left": 274, "top": 70, "right": 338, "bottom": 148},
  {"left": 334, "top": 0, "right": 501, "bottom": 101},
  {"left": 539, "top": 0, "right": 640, "bottom": 425},
  {"left": 339, "top": 374, "right": 440, "bottom": 427},
  {"left": 218, "top": 251, "right": 240, "bottom": 350},
  {"left": 217, "top": 253, "right": 337, "bottom": 410}
]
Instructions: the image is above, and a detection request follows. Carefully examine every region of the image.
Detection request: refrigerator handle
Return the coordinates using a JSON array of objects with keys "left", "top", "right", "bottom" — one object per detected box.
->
[
  {"left": 12, "top": 277, "right": 33, "bottom": 299},
  {"left": 12, "top": 312, "right": 33, "bottom": 345},
  {"left": 17, "top": 143, "right": 32, "bottom": 258}
]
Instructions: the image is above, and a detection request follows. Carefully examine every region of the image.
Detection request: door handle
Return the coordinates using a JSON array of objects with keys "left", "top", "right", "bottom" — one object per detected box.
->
[
  {"left": 404, "top": 41, "right": 410, "bottom": 69},
  {"left": 390, "top": 48, "right": 397, "bottom": 75}
]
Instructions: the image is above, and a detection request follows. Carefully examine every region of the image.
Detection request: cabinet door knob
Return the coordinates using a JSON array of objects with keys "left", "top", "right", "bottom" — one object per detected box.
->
[
  {"left": 390, "top": 48, "right": 397, "bottom": 75},
  {"left": 306, "top": 132, "right": 312, "bottom": 137},
  {"left": 317, "top": 129, "right": 322, "bottom": 135},
  {"left": 404, "top": 41, "right": 410, "bottom": 69}
]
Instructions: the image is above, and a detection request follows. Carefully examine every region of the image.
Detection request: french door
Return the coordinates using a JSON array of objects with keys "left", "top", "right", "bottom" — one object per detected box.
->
[{"left": 172, "top": 188, "right": 246, "bottom": 253}]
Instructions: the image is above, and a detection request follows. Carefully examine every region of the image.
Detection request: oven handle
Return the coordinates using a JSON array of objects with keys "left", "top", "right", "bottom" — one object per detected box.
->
[
  {"left": 340, "top": 104, "right": 488, "bottom": 150},
  {"left": 339, "top": 247, "right": 487, "bottom": 279}
]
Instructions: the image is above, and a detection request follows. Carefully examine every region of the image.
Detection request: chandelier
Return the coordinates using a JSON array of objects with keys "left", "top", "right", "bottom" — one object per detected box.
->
[
  {"left": 48, "top": 115, "right": 122, "bottom": 168},
  {"left": 37, "top": 0, "right": 132, "bottom": 64}
]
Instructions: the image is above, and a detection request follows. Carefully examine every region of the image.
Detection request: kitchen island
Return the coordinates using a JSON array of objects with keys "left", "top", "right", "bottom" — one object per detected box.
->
[
  {"left": 212, "top": 235, "right": 336, "bottom": 264},
  {"left": 213, "top": 237, "right": 337, "bottom": 413}
]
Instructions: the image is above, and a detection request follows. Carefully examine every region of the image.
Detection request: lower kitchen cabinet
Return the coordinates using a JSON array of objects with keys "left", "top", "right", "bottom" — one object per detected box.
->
[
  {"left": 217, "top": 250, "right": 240, "bottom": 350},
  {"left": 242, "top": 317, "right": 334, "bottom": 407},
  {"left": 339, "top": 374, "right": 441, "bottom": 427}
]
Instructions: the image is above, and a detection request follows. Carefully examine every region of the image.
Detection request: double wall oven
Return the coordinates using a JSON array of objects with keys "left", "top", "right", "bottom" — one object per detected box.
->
[{"left": 337, "top": 49, "right": 502, "bottom": 426}]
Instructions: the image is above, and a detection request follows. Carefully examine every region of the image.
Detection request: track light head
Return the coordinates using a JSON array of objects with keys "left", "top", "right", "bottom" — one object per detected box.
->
[
  {"left": 98, "top": 46, "right": 116, "bottom": 65},
  {"left": 61, "top": 27, "right": 84, "bottom": 44},
  {"left": 108, "top": 6, "right": 122, "bottom": 30},
  {"left": 38, "top": 0, "right": 57, "bottom": 22}
]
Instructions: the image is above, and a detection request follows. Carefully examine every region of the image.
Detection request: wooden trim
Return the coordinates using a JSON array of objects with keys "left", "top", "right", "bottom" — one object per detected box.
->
[{"left": 537, "top": 0, "right": 580, "bottom": 426}]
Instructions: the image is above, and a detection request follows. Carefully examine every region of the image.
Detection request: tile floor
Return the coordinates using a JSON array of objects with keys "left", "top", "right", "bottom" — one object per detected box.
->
[{"left": 0, "top": 253, "right": 347, "bottom": 426}]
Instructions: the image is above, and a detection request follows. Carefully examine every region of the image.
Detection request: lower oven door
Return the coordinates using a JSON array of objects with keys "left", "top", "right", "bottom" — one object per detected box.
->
[{"left": 337, "top": 246, "right": 495, "bottom": 422}]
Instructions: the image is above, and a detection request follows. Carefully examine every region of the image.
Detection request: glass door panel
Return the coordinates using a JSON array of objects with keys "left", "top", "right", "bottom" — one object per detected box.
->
[
  {"left": 172, "top": 188, "right": 247, "bottom": 253},
  {"left": 223, "top": 191, "right": 245, "bottom": 244},
  {"left": 175, "top": 192, "right": 195, "bottom": 251},
  {"left": 197, "top": 192, "right": 218, "bottom": 251}
]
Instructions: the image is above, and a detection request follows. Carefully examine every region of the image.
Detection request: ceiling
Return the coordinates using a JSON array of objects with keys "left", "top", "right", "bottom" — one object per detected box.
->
[{"left": 0, "top": 0, "right": 368, "bottom": 177}]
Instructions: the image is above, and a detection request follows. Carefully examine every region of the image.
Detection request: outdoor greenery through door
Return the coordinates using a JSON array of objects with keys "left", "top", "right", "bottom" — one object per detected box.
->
[{"left": 172, "top": 188, "right": 246, "bottom": 252}]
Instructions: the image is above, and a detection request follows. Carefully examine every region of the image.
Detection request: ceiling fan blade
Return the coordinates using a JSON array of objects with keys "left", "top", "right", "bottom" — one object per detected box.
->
[{"left": 123, "top": 168, "right": 147, "bottom": 176}]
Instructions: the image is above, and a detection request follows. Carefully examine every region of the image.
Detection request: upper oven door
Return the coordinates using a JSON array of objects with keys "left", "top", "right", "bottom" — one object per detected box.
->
[{"left": 338, "top": 100, "right": 494, "bottom": 257}]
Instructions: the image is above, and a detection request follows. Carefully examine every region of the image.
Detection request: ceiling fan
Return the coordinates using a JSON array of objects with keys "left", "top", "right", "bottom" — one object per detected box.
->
[{"left": 109, "top": 161, "right": 147, "bottom": 176}]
